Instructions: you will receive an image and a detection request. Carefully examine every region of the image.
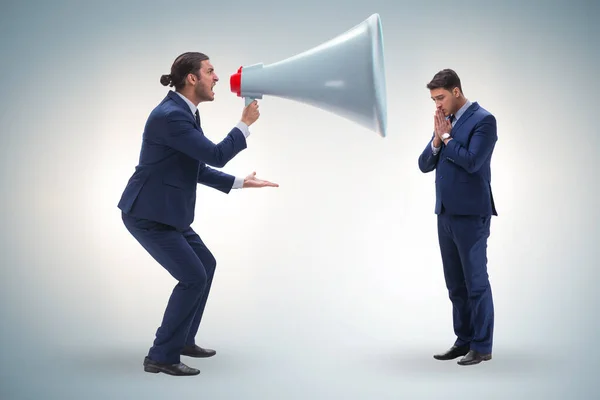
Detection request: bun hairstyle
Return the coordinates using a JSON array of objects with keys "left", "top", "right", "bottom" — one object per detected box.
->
[
  {"left": 159, "top": 52, "right": 210, "bottom": 91},
  {"left": 160, "top": 74, "right": 173, "bottom": 86}
]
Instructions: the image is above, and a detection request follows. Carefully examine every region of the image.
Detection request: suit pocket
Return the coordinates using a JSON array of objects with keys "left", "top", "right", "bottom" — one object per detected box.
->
[
  {"left": 163, "top": 179, "right": 185, "bottom": 189},
  {"left": 456, "top": 173, "right": 472, "bottom": 183},
  {"left": 457, "top": 173, "right": 478, "bottom": 183}
]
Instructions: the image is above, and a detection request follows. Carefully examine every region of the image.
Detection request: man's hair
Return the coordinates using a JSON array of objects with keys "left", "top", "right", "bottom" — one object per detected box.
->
[
  {"left": 160, "top": 52, "right": 209, "bottom": 91},
  {"left": 426, "top": 69, "right": 463, "bottom": 94}
]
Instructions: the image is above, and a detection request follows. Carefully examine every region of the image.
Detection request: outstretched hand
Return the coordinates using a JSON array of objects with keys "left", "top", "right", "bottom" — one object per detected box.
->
[{"left": 243, "top": 171, "right": 279, "bottom": 188}]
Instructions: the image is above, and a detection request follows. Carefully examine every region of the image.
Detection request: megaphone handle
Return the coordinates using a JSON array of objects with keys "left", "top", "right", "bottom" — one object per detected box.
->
[{"left": 244, "top": 96, "right": 255, "bottom": 106}]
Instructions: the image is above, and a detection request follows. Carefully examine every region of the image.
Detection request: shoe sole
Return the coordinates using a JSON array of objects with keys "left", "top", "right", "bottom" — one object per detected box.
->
[
  {"left": 144, "top": 365, "right": 200, "bottom": 376},
  {"left": 181, "top": 353, "right": 216, "bottom": 358},
  {"left": 457, "top": 355, "right": 492, "bottom": 366},
  {"left": 433, "top": 353, "right": 469, "bottom": 360}
]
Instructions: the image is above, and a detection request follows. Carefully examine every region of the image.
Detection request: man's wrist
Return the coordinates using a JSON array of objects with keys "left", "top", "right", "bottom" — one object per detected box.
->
[
  {"left": 236, "top": 121, "right": 251, "bottom": 138},
  {"left": 441, "top": 132, "right": 452, "bottom": 145},
  {"left": 232, "top": 176, "right": 244, "bottom": 189}
]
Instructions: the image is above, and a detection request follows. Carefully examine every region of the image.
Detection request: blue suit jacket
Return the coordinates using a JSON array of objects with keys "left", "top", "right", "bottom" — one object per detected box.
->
[
  {"left": 418, "top": 102, "right": 498, "bottom": 216},
  {"left": 117, "top": 91, "right": 247, "bottom": 230}
]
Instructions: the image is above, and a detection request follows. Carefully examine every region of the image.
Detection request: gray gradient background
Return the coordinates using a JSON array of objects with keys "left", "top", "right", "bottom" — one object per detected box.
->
[{"left": 1, "top": 0, "right": 598, "bottom": 399}]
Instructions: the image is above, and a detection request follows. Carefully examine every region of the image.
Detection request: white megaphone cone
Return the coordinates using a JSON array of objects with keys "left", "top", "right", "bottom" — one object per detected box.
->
[{"left": 229, "top": 13, "right": 387, "bottom": 137}]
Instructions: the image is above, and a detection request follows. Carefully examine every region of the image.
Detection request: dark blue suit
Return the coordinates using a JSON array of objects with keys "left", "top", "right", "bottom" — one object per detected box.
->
[
  {"left": 118, "top": 90, "right": 247, "bottom": 364},
  {"left": 418, "top": 102, "right": 497, "bottom": 354}
]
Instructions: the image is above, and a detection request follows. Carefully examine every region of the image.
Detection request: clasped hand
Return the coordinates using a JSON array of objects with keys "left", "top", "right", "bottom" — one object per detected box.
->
[{"left": 433, "top": 109, "right": 452, "bottom": 146}]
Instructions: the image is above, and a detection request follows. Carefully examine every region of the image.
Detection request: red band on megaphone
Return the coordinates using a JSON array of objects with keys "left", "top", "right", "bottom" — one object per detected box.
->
[{"left": 229, "top": 66, "right": 242, "bottom": 97}]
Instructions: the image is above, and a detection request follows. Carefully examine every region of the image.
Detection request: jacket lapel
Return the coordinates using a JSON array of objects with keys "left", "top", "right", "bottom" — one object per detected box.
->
[
  {"left": 452, "top": 102, "right": 479, "bottom": 132},
  {"left": 166, "top": 91, "right": 200, "bottom": 128}
]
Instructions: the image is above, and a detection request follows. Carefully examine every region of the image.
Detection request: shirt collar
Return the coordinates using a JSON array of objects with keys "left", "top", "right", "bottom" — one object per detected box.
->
[
  {"left": 454, "top": 99, "right": 472, "bottom": 122},
  {"left": 174, "top": 91, "right": 197, "bottom": 116}
]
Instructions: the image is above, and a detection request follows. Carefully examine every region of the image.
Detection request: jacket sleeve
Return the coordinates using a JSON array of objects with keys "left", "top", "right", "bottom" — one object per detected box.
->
[
  {"left": 162, "top": 109, "right": 247, "bottom": 168},
  {"left": 197, "top": 163, "right": 236, "bottom": 194},
  {"left": 443, "top": 114, "right": 497, "bottom": 174},
  {"left": 418, "top": 133, "right": 440, "bottom": 173}
]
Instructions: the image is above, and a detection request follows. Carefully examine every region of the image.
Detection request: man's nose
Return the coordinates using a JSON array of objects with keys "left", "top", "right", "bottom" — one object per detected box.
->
[{"left": 214, "top": 74, "right": 219, "bottom": 81}]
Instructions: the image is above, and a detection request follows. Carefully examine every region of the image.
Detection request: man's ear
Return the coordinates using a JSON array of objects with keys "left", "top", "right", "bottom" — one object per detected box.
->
[{"left": 186, "top": 73, "right": 197, "bottom": 86}]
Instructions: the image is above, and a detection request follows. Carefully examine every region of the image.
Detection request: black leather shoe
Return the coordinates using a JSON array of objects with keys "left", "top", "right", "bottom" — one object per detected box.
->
[
  {"left": 143, "top": 356, "right": 200, "bottom": 376},
  {"left": 457, "top": 350, "right": 492, "bottom": 366},
  {"left": 181, "top": 344, "right": 216, "bottom": 358},
  {"left": 433, "top": 344, "right": 470, "bottom": 360}
]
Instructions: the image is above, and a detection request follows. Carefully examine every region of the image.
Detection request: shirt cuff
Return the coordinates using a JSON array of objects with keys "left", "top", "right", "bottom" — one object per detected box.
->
[
  {"left": 232, "top": 176, "right": 244, "bottom": 189},
  {"left": 431, "top": 140, "right": 441, "bottom": 155},
  {"left": 235, "top": 121, "right": 251, "bottom": 138}
]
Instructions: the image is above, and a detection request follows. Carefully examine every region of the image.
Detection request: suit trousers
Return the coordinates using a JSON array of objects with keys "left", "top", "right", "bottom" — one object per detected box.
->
[
  {"left": 122, "top": 212, "right": 217, "bottom": 364},
  {"left": 437, "top": 212, "right": 494, "bottom": 353}
]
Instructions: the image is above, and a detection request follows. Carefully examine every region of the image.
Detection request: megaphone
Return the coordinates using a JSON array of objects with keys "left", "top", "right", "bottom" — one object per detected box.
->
[{"left": 229, "top": 13, "right": 387, "bottom": 137}]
